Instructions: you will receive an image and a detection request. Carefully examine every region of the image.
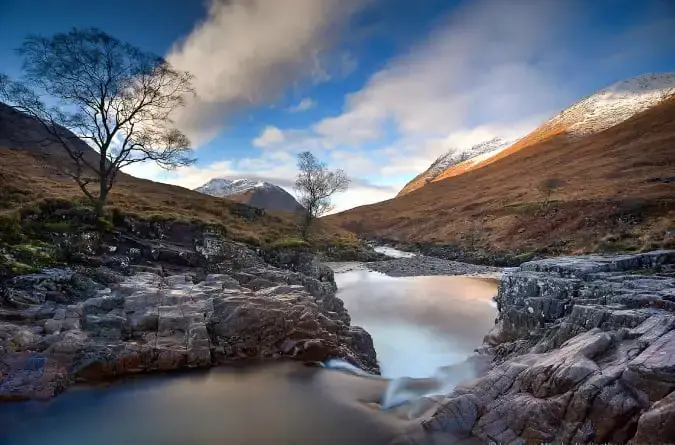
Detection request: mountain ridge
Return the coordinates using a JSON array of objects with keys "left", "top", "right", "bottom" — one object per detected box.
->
[
  {"left": 398, "top": 137, "right": 512, "bottom": 196},
  {"left": 195, "top": 177, "right": 304, "bottom": 213},
  {"left": 433, "top": 72, "right": 675, "bottom": 184}
]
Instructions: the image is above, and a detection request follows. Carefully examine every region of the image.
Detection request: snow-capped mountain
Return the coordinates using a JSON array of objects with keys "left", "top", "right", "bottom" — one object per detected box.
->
[
  {"left": 195, "top": 178, "right": 304, "bottom": 213},
  {"left": 197, "top": 178, "right": 273, "bottom": 197},
  {"left": 407, "top": 73, "right": 675, "bottom": 191},
  {"left": 398, "top": 137, "right": 511, "bottom": 196},
  {"left": 548, "top": 73, "right": 675, "bottom": 136}
]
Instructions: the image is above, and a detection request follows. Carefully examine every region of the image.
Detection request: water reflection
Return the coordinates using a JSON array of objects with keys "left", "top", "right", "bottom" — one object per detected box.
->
[{"left": 335, "top": 269, "right": 497, "bottom": 378}]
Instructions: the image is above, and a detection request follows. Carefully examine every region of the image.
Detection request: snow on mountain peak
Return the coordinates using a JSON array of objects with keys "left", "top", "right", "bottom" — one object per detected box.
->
[
  {"left": 549, "top": 72, "right": 675, "bottom": 136},
  {"left": 195, "top": 177, "right": 278, "bottom": 197},
  {"left": 426, "top": 137, "right": 511, "bottom": 179}
]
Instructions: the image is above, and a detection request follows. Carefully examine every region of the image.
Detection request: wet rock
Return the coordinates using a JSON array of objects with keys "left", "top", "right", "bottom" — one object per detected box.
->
[{"left": 424, "top": 250, "right": 675, "bottom": 444}]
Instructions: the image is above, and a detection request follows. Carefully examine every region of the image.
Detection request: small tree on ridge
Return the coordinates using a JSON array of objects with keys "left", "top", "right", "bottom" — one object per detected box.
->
[
  {"left": 0, "top": 28, "right": 196, "bottom": 217},
  {"left": 294, "top": 151, "right": 350, "bottom": 239}
]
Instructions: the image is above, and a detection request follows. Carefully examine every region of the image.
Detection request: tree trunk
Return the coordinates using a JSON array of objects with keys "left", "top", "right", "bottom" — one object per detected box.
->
[
  {"left": 95, "top": 180, "right": 108, "bottom": 218},
  {"left": 301, "top": 212, "right": 313, "bottom": 240}
]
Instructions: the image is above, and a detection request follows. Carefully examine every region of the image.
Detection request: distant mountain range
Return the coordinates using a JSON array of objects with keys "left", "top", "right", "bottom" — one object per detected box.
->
[
  {"left": 328, "top": 72, "right": 675, "bottom": 257},
  {"left": 195, "top": 178, "right": 304, "bottom": 213}
]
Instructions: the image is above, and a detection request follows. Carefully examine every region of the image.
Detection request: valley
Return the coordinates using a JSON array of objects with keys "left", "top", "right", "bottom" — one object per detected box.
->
[
  {"left": 327, "top": 77, "right": 675, "bottom": 261},
  {"left": 1, "top": 4, "right": 675, "bottom": 442}
]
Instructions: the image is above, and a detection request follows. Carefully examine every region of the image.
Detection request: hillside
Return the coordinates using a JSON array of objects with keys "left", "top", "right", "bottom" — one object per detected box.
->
[
  {"left": 0, "top": 102, "right": 357, "bottom": 249},
  {"left": 432, "top": 73, "right": 675, "bottom": 183},
  {"left": 326, "top": 95, "right": 675, "bottom": 259},
  {"left": 398, "top": 137, "right": 511, "bottom": 196},
  {"left": 195, "top": 178, "right": 304, "bottom": 213}
]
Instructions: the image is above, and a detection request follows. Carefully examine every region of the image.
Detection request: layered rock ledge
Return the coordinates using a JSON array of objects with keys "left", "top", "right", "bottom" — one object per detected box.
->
[
  {"left": 0, "top": 236, "right": 378, "bottom": 401},
  {"left": 422, "top": 250, "right": 675, "bottom": 444}
]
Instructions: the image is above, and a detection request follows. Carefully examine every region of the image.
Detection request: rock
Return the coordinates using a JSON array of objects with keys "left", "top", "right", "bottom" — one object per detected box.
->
[
  {"left": 423, "top": 250, "right": 675, "bottom": 444},
  {"left": 0, "top": 263, "right": 378, "bottom": 400}
]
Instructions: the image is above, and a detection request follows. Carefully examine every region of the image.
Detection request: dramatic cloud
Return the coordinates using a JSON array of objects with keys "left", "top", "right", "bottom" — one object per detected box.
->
[
  {"left": 167, "top": 0, "right": 369, "bottom": 144},
  {"left": 313, "top": 0, "right": 574, "bottom": 147},
  {"left": 128, "top": 0, "right": 674, "bottom": 212},
  {"left": 288, "top": 98, "right": 317, "bottom": 112},
  {"left": 253, "top": 0, "right": 675, "bottom": 187}
]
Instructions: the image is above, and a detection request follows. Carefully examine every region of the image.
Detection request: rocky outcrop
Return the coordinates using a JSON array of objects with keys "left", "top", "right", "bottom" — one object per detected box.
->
[
  {"left": 422, "top": 250, "right": 675, "bottom": 443},
  {"left": 0, "top": 233, "right": 378, "bottom": 401}
]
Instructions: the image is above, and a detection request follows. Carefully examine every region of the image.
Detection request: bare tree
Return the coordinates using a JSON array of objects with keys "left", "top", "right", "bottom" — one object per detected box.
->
[
  {"left": 294, "top": 151, "right": 350, "bottom": 239},
  {"left": 538, "top": 177, "right": 564, "bottom": 207},
  {"left": 0, "top": 28, "right": 196, "bottom": 216}
]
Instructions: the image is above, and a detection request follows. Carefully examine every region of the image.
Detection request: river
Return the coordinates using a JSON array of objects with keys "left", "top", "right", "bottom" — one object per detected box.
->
[{"left": 0, "top": 248, "right": 497, "bottom": 445}]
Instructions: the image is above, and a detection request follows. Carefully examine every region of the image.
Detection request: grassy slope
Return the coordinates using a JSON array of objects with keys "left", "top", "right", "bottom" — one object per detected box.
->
[
  {"left": 326, "top": 98, "right": 675, "bottom": 256},
  {"left": 0, "top": 147, "right": 358, "bottom": 248}
]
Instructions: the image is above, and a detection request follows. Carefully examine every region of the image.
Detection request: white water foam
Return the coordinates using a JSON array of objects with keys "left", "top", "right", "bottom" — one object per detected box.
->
[{"left": 324, "top": 357, "right": 484, "bottom": 413}]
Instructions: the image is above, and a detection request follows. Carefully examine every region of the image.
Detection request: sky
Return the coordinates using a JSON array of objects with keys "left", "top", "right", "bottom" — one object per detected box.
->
[{"left": 1, "top": 0, "right": 675, "bottom": 212}]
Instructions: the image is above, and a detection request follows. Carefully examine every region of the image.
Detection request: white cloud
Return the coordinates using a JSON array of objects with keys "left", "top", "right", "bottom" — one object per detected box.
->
[
  {"left": 288, "top": 98, "right": 317, "bottom": 112},
  {"left": 167, "top": 0, "right": 369, "bottom": 145},
  {"left": 253, "top": 126, "right": 286, "bottom": 148},
  {"left": 246, "top": 0, "right": 574, "bottom": 189},
  {"left": 311, "top": 0, "right": 573, "bottom": 148}
]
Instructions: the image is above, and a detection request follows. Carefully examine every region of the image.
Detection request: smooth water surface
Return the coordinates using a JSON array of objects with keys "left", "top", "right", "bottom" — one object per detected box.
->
[
  {"left": 0, "top": 363, "right": 407, "bottom": 445},
  {"left": 335, "top": 268, "right": 497, "bottom": 378}
]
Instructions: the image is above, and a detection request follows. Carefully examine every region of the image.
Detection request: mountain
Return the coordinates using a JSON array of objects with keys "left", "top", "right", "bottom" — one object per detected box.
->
[
  {"left": 398, "top": 137, "right": 511, "bottom": 196},
  {"left": 400, "top": 73, "right": 675, "bottom": 196},
  {"left": 0, "top": 102, "right": 102, "bottom": 169},
  {"left": 433, "top": 73, "right": 675, "bottom": 183},
  {"left": 326, "top": 74, "right": 675, "bottom": 259},
  {"left": 0, "top": 102, "right": 356, "bottom": 247},
  {"left": 195, "top": 178, "right": 304, "bottom": 213}
]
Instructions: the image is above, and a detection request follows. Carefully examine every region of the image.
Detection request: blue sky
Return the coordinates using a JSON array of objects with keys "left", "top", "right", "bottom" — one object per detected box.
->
[{"left": 2, "top": 0, "right": 675, "bottom": 211}]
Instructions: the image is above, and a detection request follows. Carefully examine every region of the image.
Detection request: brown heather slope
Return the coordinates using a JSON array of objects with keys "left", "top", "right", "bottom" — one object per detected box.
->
[
  {"left": 326, "top": 97, "right": 675, "bottom": 256},
  {"left": 0, "top": 146, "right": 357, "bottom": 247},
  {"left": 397, "top": 169, "right": 433, "bottom": 196}
]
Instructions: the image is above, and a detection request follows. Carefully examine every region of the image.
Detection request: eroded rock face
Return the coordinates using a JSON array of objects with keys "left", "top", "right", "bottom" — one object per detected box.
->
[
  {"left": 0, "top": 241, "right": 378, "bottom": 401},
  {"left": 423, "top": 250, "right": 675, "bottom": 444}
]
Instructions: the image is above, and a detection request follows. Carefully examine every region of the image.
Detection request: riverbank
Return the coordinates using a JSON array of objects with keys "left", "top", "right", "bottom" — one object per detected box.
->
[
  {"left": 418, "top": 250, "right": 675, "bottom": 443},
  {"left": 331, "top": 245, "right": 504, "bottom": 277},
  {"left": 367, "top": 254, "right": 503, "bottom": 278},
  {"left": 0, "top": 223, "right": 380, "bottom": 401},
  {"left": 368, "top": 239, "right": 538, "bottom": 267}
]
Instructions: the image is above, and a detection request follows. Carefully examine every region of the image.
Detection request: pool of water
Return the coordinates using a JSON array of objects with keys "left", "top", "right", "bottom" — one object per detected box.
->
[
  {"left": 334, "top": 268, "right": 498, "bottom": 378},
  {"left": 0, "top": 363, "right": 407, "bottom": 445},
  {"left": 0, "top": 254, "right": 498, "bottom": 445}
]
